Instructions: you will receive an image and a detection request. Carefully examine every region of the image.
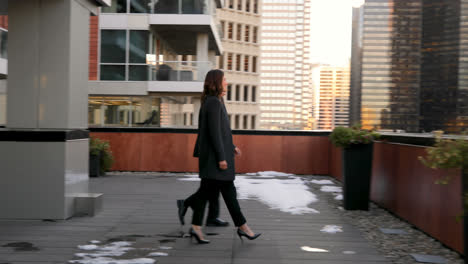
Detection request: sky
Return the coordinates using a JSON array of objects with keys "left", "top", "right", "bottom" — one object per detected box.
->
[{"left": 309, "top": 0, "right": 359, "bottom": 66}]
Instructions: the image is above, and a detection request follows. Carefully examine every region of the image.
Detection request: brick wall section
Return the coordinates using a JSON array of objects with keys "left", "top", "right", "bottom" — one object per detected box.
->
[
  {"left": 89, "top": 15, "right": 99, "bottom": 80},
  {"left": 0, "top": 16, "right": 8, "bottom": 30}
]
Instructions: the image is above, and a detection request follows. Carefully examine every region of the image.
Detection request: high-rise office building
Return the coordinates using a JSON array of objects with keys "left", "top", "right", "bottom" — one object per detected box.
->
[
  {"left": 351, "top": 0, "right": 468, "bottom": 133},
  {"left": 259, "top": 0, "right": 312, "bottom": 130},
  {"left": 312, "top": 65, "right": 350, "bottom": 130},
  {"left": 216, "top": 0, "right": 261, "bottom": 130}
]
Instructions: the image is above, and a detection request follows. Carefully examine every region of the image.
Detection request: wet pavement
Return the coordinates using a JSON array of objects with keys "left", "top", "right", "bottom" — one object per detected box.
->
[{"left": 0, "top": 172, "right": 390, "bottom": 264}]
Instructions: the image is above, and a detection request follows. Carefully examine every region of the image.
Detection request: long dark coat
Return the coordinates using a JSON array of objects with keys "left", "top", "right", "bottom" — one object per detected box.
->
[{"left": 193, "top": 95, "right": 236, "bottom": 181}]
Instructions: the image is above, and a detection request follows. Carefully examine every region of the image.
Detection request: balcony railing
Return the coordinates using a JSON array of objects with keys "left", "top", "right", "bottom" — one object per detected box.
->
[
  {"left": 99, "top": 61, "right": 213, "bottom": 81},
  {"left": 148, "top": 61, "right": 212, "bottom": 82},
  {"left": 152, "top": 0, "right": 213, "bottom": 15},
  {"left": 102, "top": 0, "right": 215, "bottom": 15}
]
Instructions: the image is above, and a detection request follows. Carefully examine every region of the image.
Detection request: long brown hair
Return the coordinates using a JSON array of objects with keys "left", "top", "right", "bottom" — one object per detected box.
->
[{"left": 201, "top": 69, "right": 224, "bottom": 105}]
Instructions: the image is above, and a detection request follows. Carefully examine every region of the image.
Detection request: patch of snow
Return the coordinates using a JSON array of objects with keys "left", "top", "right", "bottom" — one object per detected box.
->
[
  {"left": 69, "top": 257, "right": 155, "bottom": 264},
  {"left": 178, "top": 171, "right": 318, "bottom": 215},
  {"left": 73, "top": 241, "right": 138, "bottom": 263},
  {"left": 257, "top": 171, "right": 294, "bottom": 177},
  {"left": 184, "top": 174, "right": 198, "bottom": 177},
  {"left": 159, "top": 246, "right": 172, "bottom": 250},
  {"left": 334, "top": 194, "right": 343, "bottom": 200},
  {"left": 179, "top": 178, "right": 200, "bottom": 181},
  {"left": 78, "top": 245, "right": 99, "bottom": 250},
  {"left": 320, "top": 186, "right": 342, "bottom": 193},
  {"left": 321, "top": 225, "right": 343, "bottom": 234},
  {"left": 301, "top": 246, "right": 329, "bottom": 253},
  {"left": 343, "top": 251, "right": 356, "bottom": 254},
  {"left": 89, "top": 240, "right": 101, "bottom": 244},
  {"left": 310, "top": 180, "right": 334, "bottom": 185},
  {"left": 147, "top": 252, "right": 168, "bottom": 257},
  {"left": 235, "top": 177, "right": 319, "bottom": 215}
]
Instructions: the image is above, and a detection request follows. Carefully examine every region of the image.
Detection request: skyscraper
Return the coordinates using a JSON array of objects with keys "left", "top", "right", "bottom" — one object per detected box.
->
[
  {"left": 312, "top": 65, "right": 350, "bottom": 130},
  {"left": 259, "top": 0, "right": 312, "bottom": 130},
  {"left": 351, "top": 0, "right": 468, "bottom": 133},
  {"left": 217, "top": 0, "right": 261, "bottom": 130}
]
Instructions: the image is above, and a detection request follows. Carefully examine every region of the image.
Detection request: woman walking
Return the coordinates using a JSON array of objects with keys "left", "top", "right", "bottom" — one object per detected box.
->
[{"left": 177, "top": 69, "right": 261, "bottom": 244}]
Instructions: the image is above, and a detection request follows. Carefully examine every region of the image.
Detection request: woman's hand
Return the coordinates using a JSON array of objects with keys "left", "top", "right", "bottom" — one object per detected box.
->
[
  {"left": 234, "top": 147, "right": 242, "bottom": 156},
  {"left": 219, "top": 160, "right": 228, "bottom": 170}
]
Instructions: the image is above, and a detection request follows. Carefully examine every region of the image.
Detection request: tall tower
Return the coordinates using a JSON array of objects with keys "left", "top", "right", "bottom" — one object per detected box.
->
[
  {"left": 259, "top": 0, "right": 312, "bottom": 130},
  {"left": 352, "top": 0, "right": 468, "bottom": 133},
  {"left": 313, "top": 66, "right": 350, "bottom": 130},
  {"left": 217, "top": 0, "right": 262, "bottom": 130}
]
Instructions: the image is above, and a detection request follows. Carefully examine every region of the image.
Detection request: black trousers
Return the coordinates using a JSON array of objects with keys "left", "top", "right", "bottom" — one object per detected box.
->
[
  {"left": 207, "top": 191, "right": 220, "bottom": 220},
  {"left": 184, "top": 179, "right": 246, "bottom": 227}
]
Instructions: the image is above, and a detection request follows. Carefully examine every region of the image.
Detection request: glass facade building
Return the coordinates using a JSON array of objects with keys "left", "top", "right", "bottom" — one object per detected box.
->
[{"left": 351, "top": 0, "right": 468, "bottom": 133}]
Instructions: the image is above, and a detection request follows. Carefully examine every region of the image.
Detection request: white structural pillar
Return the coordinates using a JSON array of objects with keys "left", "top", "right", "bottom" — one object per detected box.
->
[
  {"left": 0, "top": 0, "right": 108, "bottom": 219},
  {"left": 197, "top": 33, "right": 210, "bottom": 81}
]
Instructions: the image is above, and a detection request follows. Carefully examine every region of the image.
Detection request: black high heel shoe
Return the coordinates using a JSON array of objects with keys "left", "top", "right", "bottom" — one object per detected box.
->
[
  {"left": 189, "top": 228, "right": 210, "bottom": 244},
  {"left": 177, "top": 199, "right": 188, "bottom": 225},
  {"left": 237, "top": 229, "right": 261, "bottom": 242}
]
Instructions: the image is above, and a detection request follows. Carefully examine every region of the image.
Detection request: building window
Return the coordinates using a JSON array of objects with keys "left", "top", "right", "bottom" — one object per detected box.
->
[
  {"left": 252, "top": 56, "right": 257, "bottom": 73},
  {"left": 243, "top": 115, "right": 248, "bottom": 129},
  {"left": 237, "top": 0, "right": 242, "bottom": 11},
  {"left": 101, "top": 30, "right": 126, "bottom": 63},
  {"left": 253, "top": 0, "right": 258, "bottom": 13},
  {"left": 229, "top": 0, "right": 234, "bottom": 9},
  {"left": 129, "top": 30, "right": 148, "bottom": 63},
  {"left": 236, "top": 54, "right": 241, "bottom": 71},
  {"left": 245, "top": 25, "right": 250, "bottom": 42},
  {"left": 244, "top": 55, "right": 249, "bottom": 72},
  {"left": 228, "top": 22, "right": 234, "bottom": 39},
  {"left": 130, "top": 0, "right": 150, "bottom": 13},
  {"left": 181, "top": 55, "right": 188, "bottom": 65},
  {"left": 252, "top": 86, "right": 256, "bottom": 102},
  {"left": 236, "top": 24, "right": 242, "bottom": 41},
  {"left": 244, "top": 85, "right": 249, "bottom": 101},
  {"left": 245, "top": 0, "right": 250, "bottom": 12},
  {"left": 129, "top": 65, "right": 147, "bottom": 81},
  {"left": 253, "top": 27, "right": 258, "bottom": 43},
  {"left": 102, "top": 0, "right": 127, "bottom": 13},
  {"left": 227, "top": 53, "right": 233, "bottom": 70},
  {"left": 101, "top": 65, "right": 125, "bottom": 81},
  {"left": 235, "top": 115, "right": 240, "bottom": 129},
  {"left": 100, "top": 29, "right": 149, "bottom": 81},
  {"left": 227, "top": 84, "right": 232, "bottom": 101},
  {"left": 220, "top": 21, "right": 225, "bottom": 39},
  {"left": 0, "top": 30, "right": 6, "bottom": 59},
  {"left": 251, "top": 115, "right": 256, "bottom": 129},
  {"left": 235, "top": 85, "right": 241, "bottom": 101},
  {"left": 218, "top": 55, "right": 224, "bottom": 69}
]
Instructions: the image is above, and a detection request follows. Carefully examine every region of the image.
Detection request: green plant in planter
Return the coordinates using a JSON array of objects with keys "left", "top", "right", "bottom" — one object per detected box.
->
[
  {"left": 419, "top": 131, "right": 468, "bottom": 261},
  {"left": 329, "top": 125, "right": 380, "bottom": 210},
  {"left": 330, "top": 125, "right": 380, "bottom": 148},
  {"left": 418, "top": 131, "right": 468, "bottom": 184},
  {"left": 89, "top": 137, "right": 115, "bottom": 175}
]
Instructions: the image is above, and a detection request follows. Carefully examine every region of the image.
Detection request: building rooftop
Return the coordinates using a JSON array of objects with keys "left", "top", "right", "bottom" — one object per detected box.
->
[{"left": 1, "top": 171, "right": 463, "bottom": 264}]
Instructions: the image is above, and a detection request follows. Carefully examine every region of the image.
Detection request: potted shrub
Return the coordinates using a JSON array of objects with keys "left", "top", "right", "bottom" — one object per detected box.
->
[
  {"left": 330, "top": 125, "right": 380, "bottom": 210},
  {"left": 419, "top": 131, "right": 468, "bottom": 261},
  {"left": 89, "top": 137, "right": 115, "bottom": 177},
  {"left": 89, "top": 138, "right": 101, "bottom": 177}
]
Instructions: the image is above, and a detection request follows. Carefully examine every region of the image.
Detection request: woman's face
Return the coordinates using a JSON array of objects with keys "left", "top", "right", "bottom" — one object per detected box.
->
[{"left": 220, "top": 76, "right": 228, "bottom": 97}]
